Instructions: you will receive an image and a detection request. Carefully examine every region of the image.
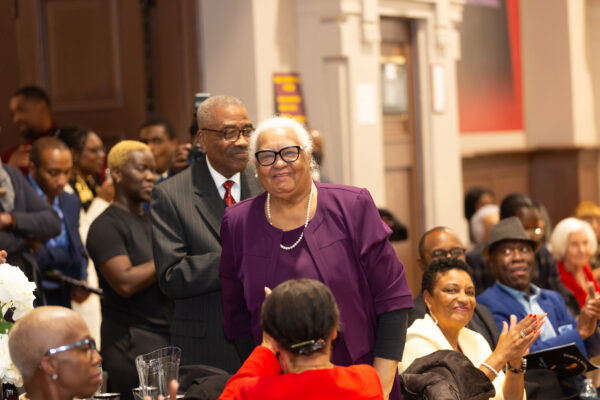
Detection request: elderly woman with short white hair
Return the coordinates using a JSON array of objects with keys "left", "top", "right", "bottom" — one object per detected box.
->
[
  {"left": 219, "top": 116, "right": 413, "bottom": 400},
  {"left": 550, "top": 217, "right": 600, "bottom": 310}
]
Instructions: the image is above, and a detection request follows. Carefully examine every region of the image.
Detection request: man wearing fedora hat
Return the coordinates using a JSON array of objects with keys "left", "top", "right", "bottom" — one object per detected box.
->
[
  {"left": 467, "top": 194, "right": 577, "bottom": 317},
  {"left": 478, "top": 216, "right": 600, "bottom": 358}
]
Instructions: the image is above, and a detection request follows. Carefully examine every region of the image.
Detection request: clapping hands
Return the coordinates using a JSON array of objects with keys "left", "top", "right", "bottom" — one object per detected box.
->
[
  {"left": 494, "top": 313, "right": 545, "bottom": 366},
  {"left": 578, "top": 283, "right": 600, "bottom": 339}
]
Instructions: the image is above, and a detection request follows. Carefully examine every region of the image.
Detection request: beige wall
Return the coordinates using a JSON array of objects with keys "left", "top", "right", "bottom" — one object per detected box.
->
[
  {"left": 521, "top": 0, "right": 597, "bottom": 147},
  {"left": 199, "top": 0, "right": 469, "bottom": 240},
  {"left": 588, "top": 0, "right": 600, "bottom": 143},
  {"left": 199, "top": 0, "right": 600, "bottom": 240}
]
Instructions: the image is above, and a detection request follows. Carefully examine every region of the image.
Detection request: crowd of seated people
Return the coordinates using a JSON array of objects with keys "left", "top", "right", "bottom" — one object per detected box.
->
[{"left": 6, "top": 83, "right": 600, "bottom": 400}]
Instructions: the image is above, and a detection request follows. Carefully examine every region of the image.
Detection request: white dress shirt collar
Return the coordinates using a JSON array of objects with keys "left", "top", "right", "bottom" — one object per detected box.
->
[{"left": 206, "top": 156, "right": 241, "bottom": 202}]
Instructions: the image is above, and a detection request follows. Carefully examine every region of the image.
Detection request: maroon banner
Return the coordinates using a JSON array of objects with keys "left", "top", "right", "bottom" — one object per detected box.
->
[{"left": 273, "top": 73, "right": 307, "bottom": 125}]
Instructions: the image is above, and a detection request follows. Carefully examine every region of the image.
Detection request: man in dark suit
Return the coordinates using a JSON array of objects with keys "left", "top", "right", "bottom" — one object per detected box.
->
[
  {"left": 409, "top": 226, "right": 499, "bottom": 349},
  {"left": 0, "top": 159, "right": 61, "bottom": 300},
  {"left": 151, "top": 95, "right": 262, "bottom": 372},
  {"left": 27, "top": 137, "right": 88, "bottom": 307}
]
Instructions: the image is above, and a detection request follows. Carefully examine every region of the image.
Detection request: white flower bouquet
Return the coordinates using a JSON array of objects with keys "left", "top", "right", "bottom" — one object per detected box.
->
[{"left": 0, "top": 263, "right": 36, "bottom": 387}]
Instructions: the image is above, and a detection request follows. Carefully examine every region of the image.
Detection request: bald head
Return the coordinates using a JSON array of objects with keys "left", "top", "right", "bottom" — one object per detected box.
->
[
  {"left": 418, "top": 227, "right": 466, "bottom": 270},
  {"left": 9, "top": 306, "right": 87, "bottom": 379}
]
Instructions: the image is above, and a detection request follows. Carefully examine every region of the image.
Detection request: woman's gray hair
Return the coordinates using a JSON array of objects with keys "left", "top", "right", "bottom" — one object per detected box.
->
[
  {"left": 549, "top": 217, "right": 597, "bottom": 261},
  {"left": 249, "top": 116, "right": 314, "bottom": 169}
]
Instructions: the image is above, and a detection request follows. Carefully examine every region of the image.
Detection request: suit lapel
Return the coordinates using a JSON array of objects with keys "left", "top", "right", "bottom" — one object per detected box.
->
[
  {"left": 192, "top": 158, "right": 226, "bottom": 239},
  {"left": 58, "top": 194, "right": 75, "bottom": 246}
]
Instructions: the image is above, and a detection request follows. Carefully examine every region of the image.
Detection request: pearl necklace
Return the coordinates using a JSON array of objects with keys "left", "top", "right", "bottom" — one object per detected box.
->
[{"left": 267, "top": 183, "right": 314, "bottom": 250}]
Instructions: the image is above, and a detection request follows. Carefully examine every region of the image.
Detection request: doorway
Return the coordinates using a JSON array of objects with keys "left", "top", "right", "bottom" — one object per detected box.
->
[{"left": 380, "top": 17, "right": 423, "bottom": 295}]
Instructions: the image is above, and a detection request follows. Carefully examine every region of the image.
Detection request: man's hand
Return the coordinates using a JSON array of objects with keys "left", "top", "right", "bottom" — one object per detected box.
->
[
  {"left": 0, "top": 250, "right": 6, "bottom": 264},
  {"left": 0, "top": 213, "right": 15, "bottom": 231},
  {"left": 6, "top": 144, "right": 31, "bottom": 169},
  {"left": 71, "top": 285, "right": 91, "bottom": 303},
  {"left": 170, "top": 143, "right": 191, "bottom": 174},
  {"left": 578, "top": 283, "right": 600, "bottom": 339}
]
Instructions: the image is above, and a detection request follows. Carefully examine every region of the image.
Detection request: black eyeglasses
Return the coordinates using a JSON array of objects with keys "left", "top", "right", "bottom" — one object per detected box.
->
[
  {"left": 255, "top": 145, "right": 302, "bottom": 166},
  {"left": 45, "top": 337, "right": 97, "bottom": 356},
  {"left": 430, "top": 247, "right": 466, "bottom": 260},
  {"left": 201, "top": 126, "right": 254, "bottom": 142}
]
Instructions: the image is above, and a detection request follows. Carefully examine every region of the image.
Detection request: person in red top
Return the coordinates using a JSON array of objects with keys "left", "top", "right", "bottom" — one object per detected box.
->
[
  {"left": 550, "top": 217, "right": 600, "bottom": 309},
  {"left": 219, "top": 278, "right": 384, "bottom": 400}
]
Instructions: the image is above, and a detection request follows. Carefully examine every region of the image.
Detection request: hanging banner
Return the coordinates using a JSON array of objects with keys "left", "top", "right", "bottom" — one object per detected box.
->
[{"left": 273, "top": 73, "right": 308, "bottom": 124}]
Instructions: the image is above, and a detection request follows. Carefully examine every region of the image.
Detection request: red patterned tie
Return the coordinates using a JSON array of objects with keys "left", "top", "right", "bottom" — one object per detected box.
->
[{"left": 223, "top": 180, "right": 236, "bottom": 206}]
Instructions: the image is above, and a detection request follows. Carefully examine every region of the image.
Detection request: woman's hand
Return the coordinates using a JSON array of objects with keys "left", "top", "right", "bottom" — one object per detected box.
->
[
  {"left": 493, "top": 314, "right": 544, "bottom": 366},
  {"left": 0, "top": 250, "right": 6, "bottom": 264}
]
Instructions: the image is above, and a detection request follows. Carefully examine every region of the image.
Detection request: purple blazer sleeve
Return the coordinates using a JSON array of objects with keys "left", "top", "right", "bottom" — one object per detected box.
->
[{"left": 349, "top": 188, "right": 413, "bottom": 315}]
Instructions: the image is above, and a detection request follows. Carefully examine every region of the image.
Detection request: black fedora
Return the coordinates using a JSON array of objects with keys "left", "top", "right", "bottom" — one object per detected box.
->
[{"left": 483, "top": 216, "right": 539, "bottom": 258}]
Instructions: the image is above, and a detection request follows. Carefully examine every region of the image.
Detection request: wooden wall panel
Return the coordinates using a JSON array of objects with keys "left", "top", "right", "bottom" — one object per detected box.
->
[
  {"left": 463, "top": 148, "right": 600, "bottom": 227},
  {"left": 530, "top": 151, "right": 580, "bottom": 224},
  {"left": 578, "top": 150, "right": 599, "bottom": 203},
  {"left": 0, "top": 0, "right": 202, "bottom": 155},
  {"left": 45, "top": 0, "right": 123, "bottom": 111},
  {"left": 386, "top": 168, "right": 421, "bottom": 295},
  {"left": 462, "top": 153, "right": 531, "bottom": 204}
]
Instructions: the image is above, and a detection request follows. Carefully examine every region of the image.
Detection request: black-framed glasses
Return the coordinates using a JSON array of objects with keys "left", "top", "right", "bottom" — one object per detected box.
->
[
  {"left": 255, "top": 145, "right": 301, "bottom": 166},
  {"left": 201, "top": 126, "right": 254, "bottom": 142},
  {"left": 430, "top": 247, "right": 466, "bottom": 260},
  {"left": 45, "top": 337, "right": 97, "bottom": 356}
]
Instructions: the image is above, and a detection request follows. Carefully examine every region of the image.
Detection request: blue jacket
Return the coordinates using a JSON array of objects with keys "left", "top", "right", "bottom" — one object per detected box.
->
[
  {"left": 35, "top": 192, "right": 87, "bottom": 281},
  {"left": 478, "top": 282, "right": 600, "bottom": 357}
]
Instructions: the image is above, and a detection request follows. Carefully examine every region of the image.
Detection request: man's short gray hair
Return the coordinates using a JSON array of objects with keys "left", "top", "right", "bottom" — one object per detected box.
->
[
  {"left": 196, "top": 95, "right": 245, "bottom": 128},
  {"left": 549, "top": 217, "right": 597, "bottom": 261},
  {"left": 249, "top": 116, "right": 313, "bottom": 168}
]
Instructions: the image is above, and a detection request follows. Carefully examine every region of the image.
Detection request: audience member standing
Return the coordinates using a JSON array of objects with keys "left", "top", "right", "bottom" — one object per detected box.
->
[
  {"left": 151, "top": 95, "right": 262, "bottom": 371},
  {"left": 56, "top": 126, "right": 112, "bottom": 214},
  {"left": 87, "top": 141, "right": 171, "bottom": 400},
  {"left": 3, "top": 86, "right": 59, "bottom": 174},
  {"left": 28, "top": 138, "right": 88, "bottom": 307},
  {"left": 57, "top": 126, "right": 108, "bottom": 346},
  {"left": 219, "top": 116, "right": 413, "bottom": 400},
  {"left": 138, "top": 116, "right": 179, "bottom": 181},
  {"left": 0, "top": 159, "right": 61, "bottom": 299}
]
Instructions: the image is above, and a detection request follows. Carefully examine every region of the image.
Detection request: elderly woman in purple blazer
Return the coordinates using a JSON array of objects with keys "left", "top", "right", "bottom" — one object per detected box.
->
[{"left": 219, "top": 116, "right": 413, "bottom": 400}]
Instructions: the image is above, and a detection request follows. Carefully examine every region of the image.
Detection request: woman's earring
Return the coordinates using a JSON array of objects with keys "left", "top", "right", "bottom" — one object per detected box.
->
[
  {"left": 51, "top": 373, "right": 58, "bottom": 381},
  {"left": 429, "top": 312, "right": 439, "bottom": 325}
]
